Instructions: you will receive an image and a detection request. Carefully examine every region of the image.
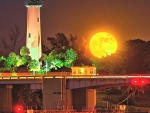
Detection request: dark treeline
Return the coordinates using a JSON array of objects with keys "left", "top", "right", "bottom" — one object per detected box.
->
[
  {"left": 46, "top": 33, "right": 91, "bottom": 66},
  {"left": 1, "top": 27, "right": 150, "bottom": 74},
  {"left": 94, "top": 39, "right": 150, "bottom": 74},
  {"left": 0, "top": 25, "right": 26, "bottom": 57},
  {"left": 45, "top": 34, "right": 150, "bottom": 74}
]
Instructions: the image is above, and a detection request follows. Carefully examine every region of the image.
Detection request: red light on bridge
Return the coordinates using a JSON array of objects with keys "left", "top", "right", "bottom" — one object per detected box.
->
[
  {"left": 139, "top": 79, "right": 148, "bottom": 86},
  {"left": 131, "top": 79, "right": 139, "bottom": 85},
  {"left": 14, "top": 105, "right": 23, "bottom": 113},
  {"left": 131, "top": 78, "right": 147, "bottom": 86}
]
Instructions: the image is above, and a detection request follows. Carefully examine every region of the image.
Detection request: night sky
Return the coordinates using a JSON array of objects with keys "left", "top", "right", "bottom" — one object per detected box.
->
[{"left": 1, "top": 0, "right": 150, "bottom": 50}]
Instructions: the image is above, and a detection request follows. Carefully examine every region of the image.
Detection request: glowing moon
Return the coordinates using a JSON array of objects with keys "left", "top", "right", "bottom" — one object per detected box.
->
[{"left": 89, "top": 32, "right": 118, "bottom": 58}]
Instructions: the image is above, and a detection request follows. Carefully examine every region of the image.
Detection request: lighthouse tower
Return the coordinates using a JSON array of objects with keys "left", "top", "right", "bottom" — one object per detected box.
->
[{"left": 25, "top": 0, "right": 42, "bottom": 60}]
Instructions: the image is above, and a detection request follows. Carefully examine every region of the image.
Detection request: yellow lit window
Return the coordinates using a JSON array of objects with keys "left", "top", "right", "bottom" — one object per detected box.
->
[
  {"left": 78, "top": 69, "right": 82, "bottom": 74},
  {"left": 84, "top": 70, "right": 87, "bottom": 74},
  {"left": 73, "top": 69, "right": 76, "bottom": 74},
  {"left": 90, "top": 69, "right": 93, "bottom": 74}
]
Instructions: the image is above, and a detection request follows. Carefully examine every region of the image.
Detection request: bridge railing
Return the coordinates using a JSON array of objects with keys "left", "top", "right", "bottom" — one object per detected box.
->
[
  {"left": 21, "top": 105, "right": 126, "bottom": 113},
  {"left": 18, "top": 106, "right": 96, "bottom": 113},
  {"left": 0, "top": 72, "right": 150, "bottom": 80}
]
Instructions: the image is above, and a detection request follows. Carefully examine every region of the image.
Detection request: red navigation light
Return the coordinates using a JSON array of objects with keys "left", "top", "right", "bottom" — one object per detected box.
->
[
  {"left": 139, "top": 79, "right": 147, "bottom": 86},
  {"left": 141, "top": 80, "right": 144, "bottom": 83},
  {"left": 131, "top": 78, "right": 148, "bottom": 86},
  {"left": 131, "top": 79, "right": 139, "bottom": 86},
  {"left": 14, "top": 105, "right": 23, "bottom": 113}
]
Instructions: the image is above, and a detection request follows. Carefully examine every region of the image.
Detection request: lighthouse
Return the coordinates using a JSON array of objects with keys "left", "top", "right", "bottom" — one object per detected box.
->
[{"left": 25, "top": 0, "right": 42, "bottom": 60}]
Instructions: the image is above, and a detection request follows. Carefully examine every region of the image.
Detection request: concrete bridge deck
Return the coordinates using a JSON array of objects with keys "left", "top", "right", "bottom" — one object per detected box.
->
[{"left": 0, "top": 73, "right": 150, "bottom": 89}]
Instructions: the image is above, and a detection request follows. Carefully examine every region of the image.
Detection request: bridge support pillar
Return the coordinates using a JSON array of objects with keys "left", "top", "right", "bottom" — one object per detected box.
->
[
  {"left": 43, "top": 78, "right": 66, "bottom": 109},
  {"left": 72, "top": 88, "right": 86, "bottom": 110},
  {"left": 86, "top": 89, "right": 96, "bottom": 109},
  {"left": 66, "top": 89, "right": 73, "bottom": 109},
  {"left": 0, "top": 85, "right": 13, "bottom": 113},
  {"left": 71, "top": 88, "right": 96, "bottom": 110}
]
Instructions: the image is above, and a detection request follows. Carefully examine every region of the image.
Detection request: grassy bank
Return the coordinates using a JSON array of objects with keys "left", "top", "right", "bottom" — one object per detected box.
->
[{"left": 96, "top": 92, "right": 150, "bottom": 112}]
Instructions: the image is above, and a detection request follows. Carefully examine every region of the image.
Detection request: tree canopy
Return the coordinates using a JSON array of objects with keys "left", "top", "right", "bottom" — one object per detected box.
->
[
  {"left": 47, "top": 33, "right": 91, "bottom": 66},
  {"left": 1, "top": 30, "right": 150, "bottom": 75},
  {"left": 90, "top": 39, "right": 150, "bottom": 74},
  {"left": 0, "top": 46, "right": 77, "bottom": 74}
]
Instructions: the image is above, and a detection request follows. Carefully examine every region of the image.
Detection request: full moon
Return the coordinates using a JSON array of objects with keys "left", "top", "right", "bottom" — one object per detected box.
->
[{"left": 89, "top": 32, "right": 118, "bottom": 58}]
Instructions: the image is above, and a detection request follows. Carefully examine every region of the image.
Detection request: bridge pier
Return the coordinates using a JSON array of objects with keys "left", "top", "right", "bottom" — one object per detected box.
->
[
  {"left": 0, "top": 85, "right": 13, "bottom": 113},
  {"left": 43, "top": 78, "right": 96, "bottom": 111},
  {"left": 67, "top": 88, "right": 96, "bottom": 110},
  {"left": 43, "top": 77, "right": 66, "bottom": 109}
]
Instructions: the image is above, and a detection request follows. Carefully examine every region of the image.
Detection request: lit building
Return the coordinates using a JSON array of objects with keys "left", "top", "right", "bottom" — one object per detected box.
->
[
  {"left": 25, "top": 0, "right": 42, "bottom": 60},
  {"left": 71, "top": 66, "right": 96, "bottom": 75}
]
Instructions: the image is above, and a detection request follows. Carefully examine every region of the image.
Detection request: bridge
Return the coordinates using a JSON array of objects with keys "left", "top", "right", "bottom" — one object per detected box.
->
[
  {"left": 0, "top": 72, "right": 150, "bottom": 88},
  {"left": 0, "top": 72, "right": 150, "bottom": 112}
]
